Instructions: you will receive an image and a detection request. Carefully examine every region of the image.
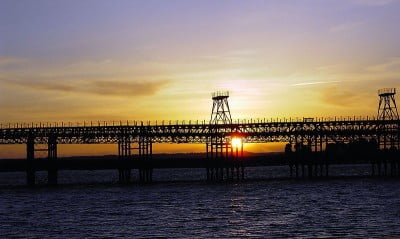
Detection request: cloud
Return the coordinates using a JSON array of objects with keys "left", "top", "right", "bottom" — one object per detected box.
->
[
  {"left": 329, "top": 22, "right": 364, "bottom": 33},
  {"left": 320, "top": 86, "right": 366, "bottom": 108},
  {"left": 2, "top": 79, "right": 170, "bottom": 97},
  {"left": 291, "top": 81, "right": 340, "bottom": 87},
  {"left": 0, "top": 57, "right": 24, "bottom": 66},
  {"left": 353, "top": 0, "right": 399, "bottom": 5},
  {"left": 90, "top": 80, "right": 169, "bottom": 96},
  {"left": 366, "top": 57, "right": 400, "bottom": 72}
]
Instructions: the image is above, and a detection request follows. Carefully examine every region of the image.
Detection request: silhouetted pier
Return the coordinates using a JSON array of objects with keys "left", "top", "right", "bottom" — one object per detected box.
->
[
  {"left": 1, "top": 89, "right": 399, "bottom": 185},
  {"left": 0, "top": 118, "right": 399, "bottom": 185}
]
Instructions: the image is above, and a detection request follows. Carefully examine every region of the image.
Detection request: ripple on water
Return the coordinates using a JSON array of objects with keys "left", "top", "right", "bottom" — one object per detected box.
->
[{"left": 1, "top": 167, "right": 400, "bottom": 238}]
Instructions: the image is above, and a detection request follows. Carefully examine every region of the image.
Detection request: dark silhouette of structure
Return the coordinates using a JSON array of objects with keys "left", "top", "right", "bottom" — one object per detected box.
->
[
  {"left": 377, "top": 88, "right": 399, "bottom": 149},
  {"left": 210, "top": 91, "right": 232, "bottom": 125},
  {"left": 206, "top": 91, "right": 244, "bottom": 181},
  {"left": 373, "top": 88, "right": 400, "bottom": 176},
  {"left": 117, "top": 122, "right": 153, "bottom": 184},
  {"left": 0, "top": 89, "right": 399, "bottom": 185},
  {"left": 378, "top": 88, "right": 399, "bottom": 121}
]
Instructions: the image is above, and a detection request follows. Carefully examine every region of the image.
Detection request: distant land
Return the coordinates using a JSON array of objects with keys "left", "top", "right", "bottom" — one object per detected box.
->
[{"left": 0, "top": 151, "right": 377, "bottom": 173}]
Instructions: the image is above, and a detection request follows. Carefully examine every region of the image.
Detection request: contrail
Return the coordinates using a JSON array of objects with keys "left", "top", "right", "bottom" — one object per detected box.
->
[{"left": 291, "top": 81, "right": 340, "bottom": 86}]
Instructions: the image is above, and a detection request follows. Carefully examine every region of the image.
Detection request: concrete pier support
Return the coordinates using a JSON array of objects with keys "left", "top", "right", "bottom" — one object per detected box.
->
[
  {"left": 26, "top": 136, "right": 35, "bottom": 186},
  {"left": 118, "top": 136, "right": 131, "bottom": 184},
  {"left": 206, "top": 133, "right": 245, "bottom": 182},
  {"left": 308, "top": 164, "right": 313, "bottom": 178},
  {"left": 289, "top": 164, "right": 293, "bottom": 177},
  {"left": 137, "top": 136, "right": 153, "bottom": 183},
  {"left": 139, "top": 167, "right": 153, "bottom": 183},
  {"left": 372, "top": 158, "right": 383, "bottom": 177},
  {"left": 47, "top": 135, "right": 58, "bottom": 185},
  {"left": 371, "top": 162, "right": 375, "bottom": 176},
  {"left": 118, "top": 168, "right": 131, "bottom": 183},
  {"left": 325, "top": 162, "right": 329, "bottom": 177},
  {"left": 372, "top": 149, "right": 400, "bottom": 177},
  {"left": 206, "top": 164, "right": 244, "bottom": 182},
  {"left": 288, "top": 147, "right": 330, "bottom": 179}
]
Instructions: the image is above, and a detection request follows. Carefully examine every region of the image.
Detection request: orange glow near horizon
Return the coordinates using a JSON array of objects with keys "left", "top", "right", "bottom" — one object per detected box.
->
[
  {"left": 1, "top": 1, "right": 400, "bottom": 158},
  {"left": 0, "top": 142, "right": 288, "bottom": 159}
]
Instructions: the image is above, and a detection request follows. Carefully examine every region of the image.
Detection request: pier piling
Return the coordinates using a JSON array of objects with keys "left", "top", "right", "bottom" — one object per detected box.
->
[{"left": 26, "top": 136, "right": 35, "bottom": 186}]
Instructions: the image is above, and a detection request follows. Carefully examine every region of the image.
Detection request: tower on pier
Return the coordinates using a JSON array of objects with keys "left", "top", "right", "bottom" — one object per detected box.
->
[
  {"left": 378, "top": 88, "right": 399, "bottom": 120},
  {"left": 207, "top": 91, "right": 244, "bottom": 181},
  {"left": 210, "top": 91, "right": 232, "bottom": 124},
  {"left": 377, "top": 88, "right": 399, "bottom": 150}
]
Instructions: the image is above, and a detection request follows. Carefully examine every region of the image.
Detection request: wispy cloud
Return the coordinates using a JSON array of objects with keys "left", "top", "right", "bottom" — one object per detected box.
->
[
  {"left": 291, "top": 81, "right": 340, "bottom": 87},
  {"left": 353, "top": 0, "right": 399, "bottom": 6},
  {"left": 366, "top": 57, "right": 400, "bottom": 72},
  {"left": 320, "top": 86, "right": 362, "bottom": 107},
  {"left": 329, "top": 21, "right": 364, "bottom": 33},
  {"left": 0, "top": 56, "right": 25, "bottom": 66},
  {"left": 2, "top": 79, "right": 170, "bottom": 97}
]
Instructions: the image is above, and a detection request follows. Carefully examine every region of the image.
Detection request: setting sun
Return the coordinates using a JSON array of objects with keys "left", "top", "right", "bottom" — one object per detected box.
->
[{"left": 231, "top": 137, "right": 242, "bottom": 148}]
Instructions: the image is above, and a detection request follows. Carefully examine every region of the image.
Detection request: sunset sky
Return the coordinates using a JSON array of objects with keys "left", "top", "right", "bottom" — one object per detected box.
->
[{"left": 1, "top": 0, "right": 400, "bottom": 157}]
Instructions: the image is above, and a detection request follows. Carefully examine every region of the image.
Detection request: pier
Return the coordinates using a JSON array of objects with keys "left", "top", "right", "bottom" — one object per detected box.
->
[
  {"left": 0, "top": 89, "right": 399, "bottom": 185},
  {"left": 1, "top": 117, "right": 399, "bottom": 185}
]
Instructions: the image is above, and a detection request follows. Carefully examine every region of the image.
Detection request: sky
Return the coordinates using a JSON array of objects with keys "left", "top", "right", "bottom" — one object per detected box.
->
[{"left": 0, "top": 0, "right": 400, "bottom": 157}]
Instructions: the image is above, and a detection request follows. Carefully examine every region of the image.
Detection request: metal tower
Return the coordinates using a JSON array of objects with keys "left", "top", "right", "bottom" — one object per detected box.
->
[
  {"left": 210, "top": 91, "right": 232, "bottom": 125},
  {"left": 378, "top": 88, "right": 399, "bottom": 120},
  {"left": 377, "top": 88, "right": 399, "bottom": 150},
  {"left": 206, "top": 91, "right": 244, "bottom": 181}
]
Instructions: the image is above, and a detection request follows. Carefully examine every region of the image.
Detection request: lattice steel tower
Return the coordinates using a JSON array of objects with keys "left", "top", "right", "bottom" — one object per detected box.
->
[
  {"left": 210, "top": 91, "right": 232, "bottom": 124},
  {"left": 377, "top": 88, "right": 399, "bottom": 150},
  {"left": 378, "top": 88, "right": 399, "bottom": 120},
  {"left": 207, "top": 91, "right": 243, "bottom": 181}
]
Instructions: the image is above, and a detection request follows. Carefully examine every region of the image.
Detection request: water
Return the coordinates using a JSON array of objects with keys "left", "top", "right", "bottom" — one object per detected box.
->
[{"left": 1, "top": 165, "right": 400, "bottom": 238}]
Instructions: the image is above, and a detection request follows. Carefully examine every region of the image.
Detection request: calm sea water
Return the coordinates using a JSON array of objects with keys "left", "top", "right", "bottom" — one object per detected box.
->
[{"left": 1, "top": 165, "right": 400, "bottom": 238}]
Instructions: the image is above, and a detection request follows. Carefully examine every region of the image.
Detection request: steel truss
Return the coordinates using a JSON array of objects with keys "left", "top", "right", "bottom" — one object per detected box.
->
[
  {"left": 1, "top": 120, "right": 398, "bottom": 147},
  {"left": 1, "top": 119, "right": 399, "bottom": 184}
]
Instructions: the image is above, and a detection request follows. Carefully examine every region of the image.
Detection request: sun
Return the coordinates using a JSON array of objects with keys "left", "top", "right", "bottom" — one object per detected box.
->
[{"left": 231, "top": 137, "right": 242, "bottom": 148}]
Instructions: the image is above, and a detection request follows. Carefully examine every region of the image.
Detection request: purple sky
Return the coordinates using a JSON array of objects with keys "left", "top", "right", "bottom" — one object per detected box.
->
[{"left": 1, "top": 0, "right": 400, "bottom": 122}]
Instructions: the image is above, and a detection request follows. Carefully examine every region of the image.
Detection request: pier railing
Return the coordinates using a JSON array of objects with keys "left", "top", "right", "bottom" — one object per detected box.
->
[
  {"left": 0, "top": 116, "right": 385, "bottom": 129},
  {"left": 0, "top": 117, "right": 398, "bottom": 145}
]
